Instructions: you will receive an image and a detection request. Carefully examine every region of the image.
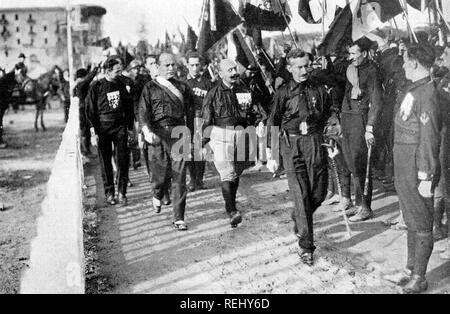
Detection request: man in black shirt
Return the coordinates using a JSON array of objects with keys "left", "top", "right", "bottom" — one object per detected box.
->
[
  {"left": 202, "top": 59, "right": 262, "bottom": 228},
  {"left": 74, "top": 66, "right": 99, "bottom": 157},
  {"left": 184, "top": 51, "right": 213, "bottom": 191},
  {"left": 86, "top": 56, "right": 134, "bottom": 206},
  {"left": 266, "top": 49, "right": 334, "bottom": 266},
  {"left": 139, "top": 53, "right": 194, "bottom": 231}
]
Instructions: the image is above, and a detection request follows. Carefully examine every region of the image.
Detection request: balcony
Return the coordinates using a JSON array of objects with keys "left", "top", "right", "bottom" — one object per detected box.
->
[{"left": 28, "top": 31, "right": 37, "bottom": 37}]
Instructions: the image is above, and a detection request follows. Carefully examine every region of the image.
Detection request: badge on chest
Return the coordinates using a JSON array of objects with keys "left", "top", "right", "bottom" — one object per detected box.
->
[
  {"left": 236, "top": 93, "right": 252, "bottom": 110},
  {"left": 107, "top": 91, "right": 120, "bottom": 109}
]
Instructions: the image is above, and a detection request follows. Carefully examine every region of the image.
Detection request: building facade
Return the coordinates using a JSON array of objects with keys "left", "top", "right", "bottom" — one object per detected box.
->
[{"left": 0, "top": 5, "right": 106, "bottom": 73}]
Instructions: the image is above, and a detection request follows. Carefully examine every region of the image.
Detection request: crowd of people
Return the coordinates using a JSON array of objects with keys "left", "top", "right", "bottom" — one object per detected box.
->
[{"left": 71, "top": 27, "right": 450, "bottom": 294}]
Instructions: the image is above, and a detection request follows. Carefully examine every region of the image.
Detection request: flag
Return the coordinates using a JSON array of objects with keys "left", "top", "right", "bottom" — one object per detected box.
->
[
  {"left": 197, "top": 0, "right": 243, "bottom": 57},
  {"left": 361, "top": 0, "right": 403, "bottom": 22},
  {"left": 352, "top": 0, "right": 403, "bottom": 40},
  {"left": 116, "top": 44, "right": 134, "bottom": 68},
  {"left": 186, "top": 24, "right": 198, "bottom": 52},
  {"left": 298, "top": 0, "right": 321, "bottom": 24},
  {"left": 407, "top": 0, "right": 431, "bottom": 11},
  {"left": 91, "top": 37, "right": 112, "bottom": 50},
  {"left": 318, "top": 3, "right": 352, "bottom": 56},
  {"left": 318, "top": 0, "right": 405, "bottom": 56},
  {"left": 233, "top": 29, "right": 258, "bottom": 68},
  {"left": 240, "top": 0, "right": 292, "bottom": 32},
  {"left": 165, "top": 31, "right": 171, "bottom": 50}
]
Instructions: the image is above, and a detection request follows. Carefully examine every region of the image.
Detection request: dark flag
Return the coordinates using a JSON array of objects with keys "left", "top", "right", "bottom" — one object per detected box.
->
[
  {"left": 318, "top": 0, "right": 405, "bottom": 56},
  {"left": 92, "top": 37, "right": 112, "bottom": 50},
  {"left": 186, "top": 24, "right": 198, "bottom": 52},
  {"left": 298, "top": 0, "right": 321, "bottom": 24},
  {"left": 407, "top": 0, "right": 431, "bottom": 11},
  {"left": 233, "top": 30, "right": 258, "bottom": 68},
  {"left": 197, "top": 0, "right": 243, "bottom": 57},
  {"left": 318, "top": 4, "right": 352, "bottom": 56},
  {"left": 116, "top": 43, "right": 134, "bottom": 68},
  {"left": 365, "top": 0, "right": 403, "bottom": 22},
  {"left": 165, "top": 31, "right": 171, "bottom": 50},
  {"left": 240, "top": 0, "right": 292, "bottom": 31}
]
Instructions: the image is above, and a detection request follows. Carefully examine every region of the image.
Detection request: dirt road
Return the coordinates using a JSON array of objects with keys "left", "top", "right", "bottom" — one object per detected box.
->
[
  {"left": 0, "top": 108, "right": 65, "bottom": 294},
  {"left": 84, "top": 159, "right": 450, "bottom": 294}
]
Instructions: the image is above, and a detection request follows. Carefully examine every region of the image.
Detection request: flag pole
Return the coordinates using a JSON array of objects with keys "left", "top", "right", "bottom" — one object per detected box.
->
[
  {"left": 435, "top": 1, "right": 450, "bottom": 34},
  {"left": 400, "top": 0, "right": 419, "bottom": 43},
  {"left": 321, "top": 0, "right": 326, "bottom": 69},
  {"left": 237, "top": 27, "right": 275, "bottom": 94},
  {"left": 66, "top": 0, "right": 74, "bottom": 99},
  {"left": 275, "top": 0, "right": 299, "bottom": 49}
]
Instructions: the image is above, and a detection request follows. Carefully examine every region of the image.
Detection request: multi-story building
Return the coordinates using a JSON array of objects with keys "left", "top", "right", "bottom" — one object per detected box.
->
[{"left": 0, "top": 5, "right": 106, "bottom": 72}]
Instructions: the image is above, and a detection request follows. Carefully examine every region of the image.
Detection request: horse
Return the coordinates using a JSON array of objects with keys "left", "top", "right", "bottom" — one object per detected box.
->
[
  {"left": 15, "top": 66, "right": 54, "bottom": 132},
  {"left": 0, "top": 69, "right": 17, "bottom": 148}
]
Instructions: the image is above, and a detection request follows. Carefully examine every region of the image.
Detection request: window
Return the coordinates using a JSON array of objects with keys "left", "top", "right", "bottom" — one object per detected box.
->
[
  {"left": 1, "top": 15, "right": 5, "bottom": 20},
  {"left": 44, "top": 26, "right": 47, "bottom": 32},
  {"left": 45, "top": 38, "right": 48, "bottom": 45},
  {"left": 30, "top": 38, "right": 34, "bottom": 46},
  {"left": 29, "top": 14, "right": 32, "bottom": 19},
  {"left": 16, "top": 27, "right": 19, "bottom": 32},
  {"left": 17, "top": 39, "right": 20, "bottom": 45},
  {"left": 30, "top": 26, "right": 33, "bottom": 32},
  {"left": 15, "top": 14, "right": 18, "bottom": 21}
]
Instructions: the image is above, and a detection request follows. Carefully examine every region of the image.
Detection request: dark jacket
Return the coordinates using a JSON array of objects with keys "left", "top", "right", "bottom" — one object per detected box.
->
[
  {"left": 202, "top": 80, "right": 265, "bottom": 129},
  {"left": 267, "top": 78, "right": 334, "bottom": 137},
  {"left": 394, "top": 77, "right": 442, "bottom": 180},
  {"left": 85, "top": 77, "right": 134, "bottom": 134},
  {"left": 138, "top": 78, "right": 194, "bottom": 132},
  {"left": 184, "top": 74, "right": 213, "bottom": 118},
  {"left": 376, "top": 47, "right": 407, "bottom": 114},
  {"left": 341, "top": 59, "right": 383, "bottom": 128}
]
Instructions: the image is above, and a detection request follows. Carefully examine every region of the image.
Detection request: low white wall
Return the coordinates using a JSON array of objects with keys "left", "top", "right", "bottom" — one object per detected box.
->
[{"left": 20, "top": 97, "right": 85, "bottom": 294}]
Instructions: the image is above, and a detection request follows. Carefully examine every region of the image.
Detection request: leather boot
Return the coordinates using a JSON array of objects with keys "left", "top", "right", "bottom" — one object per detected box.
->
[
  {"left": 403, "top": 275, "right": 428, "bottom": 294},
  {"left": 403, "top": 232, "right": 433, "bottom": 294},
  {"left": 332, "top": 197, "right": 353, "bottom": 213},
  {"left": 433, "top": 198, "right": 447, "bottom": 241},
  {"left": 406, "top": 230, "right": 416, "bottom": 273},
  {"left": 221, "top": 181, "right": 235, "bottom": 215}
]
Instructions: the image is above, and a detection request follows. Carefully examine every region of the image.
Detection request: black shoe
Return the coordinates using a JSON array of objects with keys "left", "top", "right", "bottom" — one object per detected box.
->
[
  {"left": 344, "top": 206, "right": 359, "bottom": 217},
  {"left": 230, "top": 211, "right": 242, "bottom": 228},
  {"left": 153, "top": 197, "right": 162, "bottom": 214},
  {"left": 188, "top": 183, "right": 195, "bottom": 192},
  {"left": 106, "top": 195, "right": 116, "bottom": 206},
  {"left": 162, "top": 192, "right": 171, "bottom": 206},
  {"left": 402, "top": 275, "right": 428, "bottom": 294},
  {"left": 298, "top": 251, "right": 314, "bottom": 267},
  {"left": 196, "top": 182, "right": 207, "bottom": 190},
  {"left": 349, "top": 207, "right": 374, "bottom": 222},
  {"left": 118, "top": 194, "right": 128, "bottom": 205}
]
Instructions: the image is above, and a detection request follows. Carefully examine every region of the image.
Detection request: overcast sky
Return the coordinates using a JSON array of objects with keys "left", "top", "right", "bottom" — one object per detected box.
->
[{"left": 0, "top": 0, "right": 431, "bottom": 45}]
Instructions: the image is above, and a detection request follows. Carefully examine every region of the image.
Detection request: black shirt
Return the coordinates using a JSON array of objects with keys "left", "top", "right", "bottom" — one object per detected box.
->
[{"left": 86, "top": 77, "right": 134, "bottom": 133}]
